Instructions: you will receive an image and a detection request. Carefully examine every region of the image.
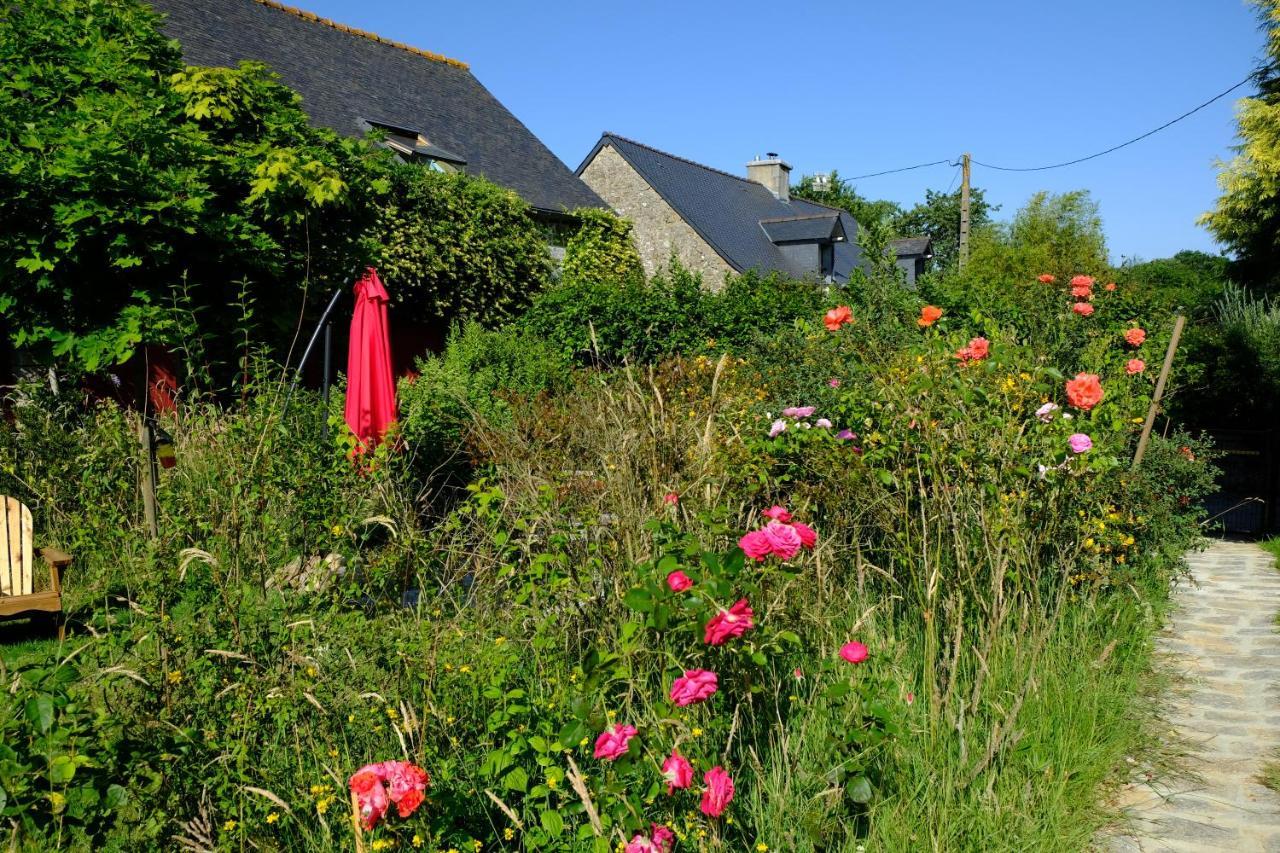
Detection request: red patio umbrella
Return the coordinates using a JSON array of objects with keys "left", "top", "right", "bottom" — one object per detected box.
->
[{"left": 344, "top": 267, "right": 398, "bottom": 452}]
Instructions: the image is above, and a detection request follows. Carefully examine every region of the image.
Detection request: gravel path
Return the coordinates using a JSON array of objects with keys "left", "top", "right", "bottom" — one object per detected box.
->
[{"left": 1100, "top": 540, "right": 1280, "bottom": 853}]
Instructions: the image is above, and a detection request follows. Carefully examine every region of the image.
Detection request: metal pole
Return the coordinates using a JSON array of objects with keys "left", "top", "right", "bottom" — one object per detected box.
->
[
  {"left": 282, "top": 285, "right": 346, "bottom": 419},
  {"left": 1133, "top": 314, "right": 1186, "bottom": 468}
]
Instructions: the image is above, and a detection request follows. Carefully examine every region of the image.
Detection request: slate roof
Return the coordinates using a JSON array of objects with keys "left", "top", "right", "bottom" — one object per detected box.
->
[
  {"left": 577, "top": 133, "right": 867, "bottom": 281},
  {"left": 892, "top": 237, "right": 933, "bottom": 257},
  {"left": 759, "top": 213, "right": 846, "bottom": 245},
  {"left": 147, "top": 0, "right": 604, "bottom": 215}
]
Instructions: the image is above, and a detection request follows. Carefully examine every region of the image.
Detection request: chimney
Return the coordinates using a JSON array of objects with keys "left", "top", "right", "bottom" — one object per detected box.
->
[{"left": 747, "top": 152, "right": 791, "bottom": 202}]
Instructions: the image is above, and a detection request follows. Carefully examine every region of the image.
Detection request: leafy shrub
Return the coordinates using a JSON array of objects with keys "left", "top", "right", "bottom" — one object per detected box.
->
[
  {"left": 397, "top": 322, "right": 572, "bottom": 487},
  {"left": 559, "top": 208, "right": 644, "bottom": 288},
  {"left": 520, "top": 263, "right": 825, "bottom": 365},
  {"left": 374, "top": 168, "right": 553, "bottom": 327}
]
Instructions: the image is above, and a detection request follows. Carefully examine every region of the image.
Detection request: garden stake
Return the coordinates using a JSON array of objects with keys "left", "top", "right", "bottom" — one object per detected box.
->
[
  {"left": 350, "top": 790, "right": 366, "bottom": 853},
  {"left": 1133, "top": 314, "right": 1186, "bottom": 467}
]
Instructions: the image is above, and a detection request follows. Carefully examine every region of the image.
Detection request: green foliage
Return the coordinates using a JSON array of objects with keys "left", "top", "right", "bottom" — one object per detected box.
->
[
  {"left": 374, "top": 168, "right": 552, "bottom": 326},
  {"left": 520, "top": 262, "right": 826, "bottom": 365},
  {"left": 964, "top": 190, "right": 1109, "bottom": 283},
  {"left": 0, "top": 0, "right": 208, "bottom": 368},
  {"left": 1201, "top": 0, "right": 1280, "bottom": 289},
  {"left": 397, "top": 322, "right": 572, "bottom": 483},
  {"left": 559, "top": 208, "right": 644, "bottom": 288},
  {"left": 895, "top": 186, "right": 996, "bottom": 271},
  {"left": 1178, "top": 284, "right": 1280, "bottom": 426}
]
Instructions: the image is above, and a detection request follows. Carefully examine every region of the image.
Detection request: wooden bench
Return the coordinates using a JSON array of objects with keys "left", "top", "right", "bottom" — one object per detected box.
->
[{"left": 1, "top": 496, "right": 71, "bottom": 641}]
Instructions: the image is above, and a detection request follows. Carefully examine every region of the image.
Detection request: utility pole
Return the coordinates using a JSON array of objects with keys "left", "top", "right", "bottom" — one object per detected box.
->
[{"left": 958, "top": 152, "right": 971, "bottom": 270}]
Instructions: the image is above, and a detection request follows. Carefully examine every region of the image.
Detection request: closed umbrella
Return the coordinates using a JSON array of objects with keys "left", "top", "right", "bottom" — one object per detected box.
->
[{"left": 344, "top": 267, "right": 397, "bottom": 452}]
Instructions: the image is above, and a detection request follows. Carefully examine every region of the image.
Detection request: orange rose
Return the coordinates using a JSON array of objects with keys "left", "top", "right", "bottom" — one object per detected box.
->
[
  {"left": 1072, "top": 302, "right": 1095, "bottom": 316},
  {"left": 1037, "top": 274, "right": 1056, "bottom": 283},
  {"left": 823, "top": 305, "right": 853, "bottom": 331},
  {"left": 917, "top": 305, "right": 943, "bottom": 327},
  {"left": 1124, "top": 327, "right": 1146, "bottom": 347},
  {"left": 1065, "top": 372, "right": 1104, "bottom": 410}
]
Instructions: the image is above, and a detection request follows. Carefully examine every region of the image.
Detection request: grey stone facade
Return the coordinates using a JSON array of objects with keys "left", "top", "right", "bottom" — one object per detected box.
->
[{"left": 578, "top": 144, "right": 736, "bottom": 287}]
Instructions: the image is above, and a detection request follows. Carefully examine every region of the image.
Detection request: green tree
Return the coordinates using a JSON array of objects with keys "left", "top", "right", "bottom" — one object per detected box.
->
[
  {"left": 965, "top": 190, "right": 1109, "bottom": 281},
  {"left": 0, "top": 0, "right": 391, "bottom": 373},
  {"left": 893, "top": 186, "right": 996, "bottom": 271},
  {"left": 0, "top": 0, "right": 209, "bottom": 368},
  {"left": 1201, "top": 0, "right": 1280, "bottom": 288},
  {"left": 791, "top": 171, "right": 903, "bottom": 227}
]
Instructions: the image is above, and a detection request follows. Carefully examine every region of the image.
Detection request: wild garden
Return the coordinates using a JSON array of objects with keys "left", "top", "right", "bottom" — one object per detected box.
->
[{"left": 5, "top": 1, "right": 1280, "bottom": 852}]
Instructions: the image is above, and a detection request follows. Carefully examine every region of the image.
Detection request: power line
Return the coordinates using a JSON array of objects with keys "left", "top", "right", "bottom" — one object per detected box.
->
[
  {"left": 846, "top": 159, "right": 955, "bottom": 181},
  {"left": 839, "top": 74, "right": 1253, "bottom": 182},
  {"left": 971, "top": 74, "right": 1254, "bottom": 172}
]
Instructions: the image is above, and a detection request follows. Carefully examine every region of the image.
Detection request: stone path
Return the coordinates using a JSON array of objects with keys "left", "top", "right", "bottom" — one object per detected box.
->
[{"left": 1101, "top": 540, "right": 1280, "bottom": 853}]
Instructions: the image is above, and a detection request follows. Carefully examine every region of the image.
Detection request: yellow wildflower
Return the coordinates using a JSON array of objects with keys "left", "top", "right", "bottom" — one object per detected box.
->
[
  {"left": 758, "top": 845, "right": 770, "bottom": 852},
  {"left": 167, "top": 671, "right": 183, "bottom": 685},
  {"left": 504, "top": 827, "right": 516, "bottom": 840},
  {"left": 691, "top": 728, "right": 703, "bottom": 737},
  {"left": 223, "top": 820, "right": 237, "bottom": 831},
  {"left": 412, "top": 835, "right": 425, "bottom": 849},
  {"left": 332, "top": 523, "right": 344, "bottom": 535},
  {"left": 459, "top": 665, "right": 472, "bottom": 674},
  {"left": 371, "top": 841, "right": 394, "bottom": 852},
  {"left": 306, "top": 666, "right": 318, "bottom": 678},
  {"left": 266, "top": 812, "right": 279, "bottom": 825}
]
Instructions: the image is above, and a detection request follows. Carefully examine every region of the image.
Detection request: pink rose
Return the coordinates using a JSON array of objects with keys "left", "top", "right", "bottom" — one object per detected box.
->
[
  {"left": 768, "top": 419, "right": 787, "bottom": 438},
  {"left": 761, "top": 505, "right": 793, "bottom": 522},
  {"left": 815, "top": 418, "right": 833, "bottom": 428},
  {"left": 666, "top": 570, "right": 693, "bottom": 592},
  {"left": 837, "top": 429, "right": 856, "bottom": 441},
  {"left": 761, "top": 520, "right": 802, "bottom": 561},
  {"left": 1072, "top": 302, "right": 1095, "bottom": 316},
  {"left": 670, "top": 669, "right": 718, "bottom": 707},
  {"left": 840, "top": 641, "right": 869, "bottom": 664},
  {"left": 626, "top": 835, "right": 658, "bottom": 853},
  {"left": 1068, "top": 433, "right": 1093, "bottom": 454},
  {"left": 349, "top": 768, "right": 389, "bottom": 829},
  {"left": 791, "top": 521, "right": 817, "bottom": 550},
  {"left": 738, "top": 529, "right": 773, "bottom": 562},
  {"left": 1070, "top": 275, "right": 1095, "bottom": 288},
  {"left": 704, "top": 599, "right": 754, "bottom": 645},
  {"left": 783, "top": 406, "right": 816, "bottom": 419},
  {"left": 1126, "top": 358, "right": 1145, "bottom": 375},
  {"left": 828, "top": 378, "right": 841, "bottom": 388},
  {"left": 700, "top": 766, "right": 735, "bottom": 817},
  {"left": 662, "top": 750, "right": 694, "bottom": 794},
  {"left": 593, "top": 723, "right": 638, "bottom": 761},
  {"left": 663, "top": 491, "right": 680, "bottom": 505},
  {"left": 651, "top": 824, "right": 675, "bottom": 852}
]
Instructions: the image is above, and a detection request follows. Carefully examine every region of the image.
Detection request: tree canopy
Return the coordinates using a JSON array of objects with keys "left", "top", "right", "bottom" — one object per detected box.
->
[{"left": 1200, "top": 0, "right": 1280, "bottom": 289}]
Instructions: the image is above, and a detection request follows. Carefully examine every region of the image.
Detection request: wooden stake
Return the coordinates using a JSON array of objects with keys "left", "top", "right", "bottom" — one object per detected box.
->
[
  {"left": 958, "top": 152, "right": 972, "bottom": 269},
  {"left": 1133, "top": 314, "right": 1186, "bottom": 467}
]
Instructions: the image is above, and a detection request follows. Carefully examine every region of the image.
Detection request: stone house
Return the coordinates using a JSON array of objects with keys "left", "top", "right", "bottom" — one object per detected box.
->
[{"left": 578, "top": 134, "right": 883, "bottom": 287}]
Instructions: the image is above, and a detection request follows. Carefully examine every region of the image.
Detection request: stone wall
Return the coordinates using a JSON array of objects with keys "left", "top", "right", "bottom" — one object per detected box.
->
[{"left": 578, "top": 144, "right": 735, "bottom": 289}]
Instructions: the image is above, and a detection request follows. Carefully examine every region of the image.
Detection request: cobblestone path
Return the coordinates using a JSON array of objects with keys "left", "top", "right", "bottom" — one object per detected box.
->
[{"left": 1101, "top": 540, "right": 1280, "bottom": 853}]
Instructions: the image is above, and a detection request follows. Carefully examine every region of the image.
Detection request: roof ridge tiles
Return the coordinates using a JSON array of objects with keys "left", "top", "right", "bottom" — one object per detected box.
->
[
  {"left": 249, "top": 0, "right": 469, "bottom": 69},
  {"left": 602, "top": 132, "right": 767, "bottom": 189}
]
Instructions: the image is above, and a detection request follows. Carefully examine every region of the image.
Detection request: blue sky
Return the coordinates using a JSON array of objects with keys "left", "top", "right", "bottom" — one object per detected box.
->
[{"left": 302, "top": 0, "right": 1261, "bottom": 263}]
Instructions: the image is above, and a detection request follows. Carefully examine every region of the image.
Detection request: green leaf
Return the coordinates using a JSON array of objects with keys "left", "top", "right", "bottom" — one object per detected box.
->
[
  {"left": 623, "top": 587, "right": 653, "bottom": 613},
  {"left": 49, "top": 755, "right": 76, "bottom": 785},
  {"left": 25, "top": 694, "right": 54, "bottom": 734},
  {"left": 846, "top": 775, "right": 874, "bottom": 804},
  {"left": 503, "top": 766, "right": 529, "bottom": 793},
  {"left": 540, "top": 809, "right": 565, "bottom": 837}
]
